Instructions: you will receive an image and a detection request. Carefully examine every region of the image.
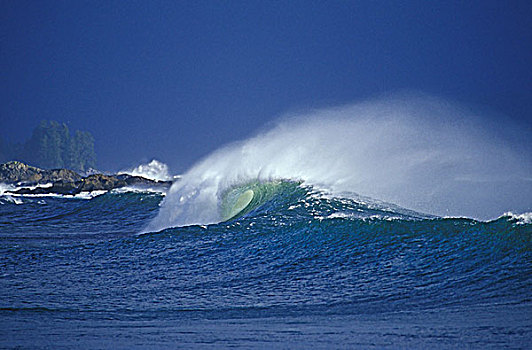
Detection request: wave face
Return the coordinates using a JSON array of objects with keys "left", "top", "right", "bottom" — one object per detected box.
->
[
  {"left": 149, "top": 95, "right": 531, "bottom": 231},
  {"left": 0, "top": 189, "right": 531, "bottom": 348}
]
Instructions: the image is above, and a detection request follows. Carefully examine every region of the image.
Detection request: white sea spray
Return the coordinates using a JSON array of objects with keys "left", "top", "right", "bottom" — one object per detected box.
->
[
  {"left": 503, "top": 212, "right": 532, "bottom": 225},
  {"left": 147, "top": 94, "right": 531, "bottom": 230},
  {"left": 119, "top": 159, "right": 171, "bottom": 182}
]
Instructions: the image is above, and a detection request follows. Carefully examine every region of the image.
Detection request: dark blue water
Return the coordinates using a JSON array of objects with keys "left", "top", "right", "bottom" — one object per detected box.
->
[{"left": 1, "top": 188, "right": 531, "bottom": 349}]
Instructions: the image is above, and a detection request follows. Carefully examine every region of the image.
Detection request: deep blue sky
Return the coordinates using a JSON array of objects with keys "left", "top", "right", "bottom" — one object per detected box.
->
[{"left": 1, "top": 0, "right": 531, "bottom": 172}]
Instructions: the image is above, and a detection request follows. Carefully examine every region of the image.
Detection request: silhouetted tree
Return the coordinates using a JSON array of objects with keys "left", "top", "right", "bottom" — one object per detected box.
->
[
  {"left": 7, "top": 120, "right": 97, "bottom": 172},
  {"left": 68, "top": 130, "right": 96, "bottom": 172}
]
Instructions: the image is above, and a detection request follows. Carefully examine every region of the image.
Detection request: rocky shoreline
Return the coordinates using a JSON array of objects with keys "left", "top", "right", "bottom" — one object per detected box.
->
[{"left": 0, "top": 161, "right": 172, "bottom": 196}]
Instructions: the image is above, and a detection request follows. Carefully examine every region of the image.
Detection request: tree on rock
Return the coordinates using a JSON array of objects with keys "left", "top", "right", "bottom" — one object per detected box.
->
[
  {"left": 68, "top": 130, "right": 96, "bottom": 172},
  {"left": 21, "top": 120, "right": 96, "bottom": 172}
]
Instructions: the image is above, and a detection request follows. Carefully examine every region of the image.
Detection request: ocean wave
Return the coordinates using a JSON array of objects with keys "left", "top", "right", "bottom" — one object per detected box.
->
[
  {"left": 148, "top": 95, "right": 530, "bottom": 230},
  {"left": 501, "top": 211, "right": 532, "bottom": 225},
  {"left": 110, "top": 186, "right": 168, "bottom": 195},
  {"left": 0, "top": 183, "right": 16, "bottom": 196},
  {"left": 0, "top": 182, "right": 168, "bottom": 203},
  {"left": 0, "top": 195, "right": 23, "bottom": 205},
  {"left": 1, "top": 190, "right": 107, "bottom": 200}
]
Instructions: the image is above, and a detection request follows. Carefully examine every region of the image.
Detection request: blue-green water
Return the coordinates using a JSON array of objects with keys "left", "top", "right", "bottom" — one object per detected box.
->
[{"left": 0, "top": 184, "right": 531, "bottom": 349}]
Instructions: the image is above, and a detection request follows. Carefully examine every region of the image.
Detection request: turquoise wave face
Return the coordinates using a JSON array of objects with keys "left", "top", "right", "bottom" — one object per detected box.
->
[
  {"left": 218, "top": 179, "right": 432, "bottom": 225},
  {"left": 219, "top": 180, "right": 300, "bottom": 221}
]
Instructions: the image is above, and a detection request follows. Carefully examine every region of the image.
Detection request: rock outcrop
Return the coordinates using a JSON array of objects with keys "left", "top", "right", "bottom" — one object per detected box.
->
[
  {"left": 1, "top": 161, "right": 172, "bottom": 196},
  {"left": 0, "top": 161, "right": 82, "bottom": 185}
]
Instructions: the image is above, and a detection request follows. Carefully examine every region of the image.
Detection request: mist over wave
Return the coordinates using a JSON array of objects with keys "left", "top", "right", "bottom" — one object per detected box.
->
[{"left": 148, "top": 94, "right": 531, "bottom": 231}]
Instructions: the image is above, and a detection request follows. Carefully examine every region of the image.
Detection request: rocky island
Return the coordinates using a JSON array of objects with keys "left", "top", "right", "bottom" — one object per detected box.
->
[{"left": 0, "top": 161, "right": 173, "bottom": 196}]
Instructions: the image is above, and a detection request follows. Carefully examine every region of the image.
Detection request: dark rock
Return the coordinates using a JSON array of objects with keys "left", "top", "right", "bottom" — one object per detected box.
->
[
  {"left": 11, "top": 180, "right": 81, "bottom": 196},
  {"left": 79, "top": 174, "right": 127, "bottom": 192},
  {"left": 50, "top": 181, "right": 81, "bottom": 195},
  {"left": 0, "top": 161, "right": 81, "bottom": 185},
  {"left": 2, "top": 161, "right": 173, "bottom": 196},
  {"left": 12, "top": 187, "right": 48, "bottom": 195},
  {"left": 47, "top": 169, "right": 82, "bottom": 184},
  {"left": 117, "top": 174, "right": 172, "bottom": 188},
  {"left": 0, "top": 161, "right": 46, "bottom": 184}
]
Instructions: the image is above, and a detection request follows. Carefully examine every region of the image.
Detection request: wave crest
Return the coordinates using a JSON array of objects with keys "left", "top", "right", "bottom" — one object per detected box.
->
[
  {"left": 502, "top": 212, "right": 532, "bottom": 225},
  {"left": 147, "top": 95, "right": 531, "bottom": 231}
]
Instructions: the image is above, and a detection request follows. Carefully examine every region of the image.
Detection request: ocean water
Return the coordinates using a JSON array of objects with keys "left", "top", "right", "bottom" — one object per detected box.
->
[
  {"left": 2, "top": 97, "right": 531, "bottom": 348},
  {"left": 0, "top": 184, "right": 530, "bottom": 349}
]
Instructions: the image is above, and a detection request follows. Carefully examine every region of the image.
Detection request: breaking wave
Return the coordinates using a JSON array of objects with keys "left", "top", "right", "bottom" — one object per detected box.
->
[{"left": 148, "top": 94, "right": 531, "bottom": 231}]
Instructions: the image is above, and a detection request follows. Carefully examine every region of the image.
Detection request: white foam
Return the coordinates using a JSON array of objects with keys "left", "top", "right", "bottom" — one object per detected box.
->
[
  {"left": 75, "top": 190, "right": 108, "bottom": 199},
  {"left": 0, "top": 195, "right": 23, "bottom": 205},
  {"left": 0, "top": 183, "right": 16, "bottom": 196},
  {"left": 26, "top": 183, "right": 53, "bottom": 189},
  {"left": 2, "top": 180, "right": 167, "bottom": 202},
  {"left": 502, "top": 212, "right": 532, "bottom": 225},
  {"left": 147, "top": 94, "right": 531, "bottom": 231},
  {"left": 4, "top": 190, "right": 107, "bottom": 200},
  {"left": 111, "top": 186, "right": 167, "bottom": 195},
  {"left": 1, "top": 182, "right": 54, "bottom": 197},
  {"left": 119, "top": 159, "right": 171, "bottom": 181}
]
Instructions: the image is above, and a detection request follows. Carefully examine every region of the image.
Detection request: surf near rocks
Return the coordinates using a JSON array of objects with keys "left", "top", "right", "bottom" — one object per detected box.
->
[{"left": 0, "top": 161, "right": 173, "bottom": 196}]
